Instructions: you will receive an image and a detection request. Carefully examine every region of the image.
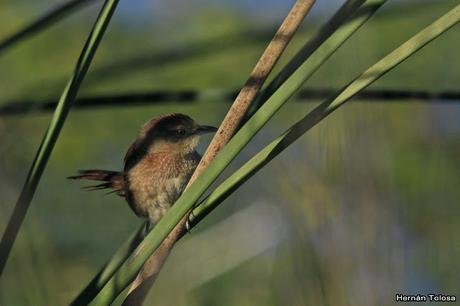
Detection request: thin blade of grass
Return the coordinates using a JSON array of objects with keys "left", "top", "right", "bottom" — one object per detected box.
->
[
  {"left": 0, "top": 0, "right": 120, "bottom": 276},
  {"left": 190, "top": 4, "right": 460, "bottom": 226},
  {"left": 0, "top": 0, "right": 97, "bottom": 54}
]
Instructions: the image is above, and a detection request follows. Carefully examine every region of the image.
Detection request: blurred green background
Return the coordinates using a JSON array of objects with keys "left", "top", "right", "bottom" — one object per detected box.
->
[{"left": 0, "top": 0, "right": 459, "bottom": 305}]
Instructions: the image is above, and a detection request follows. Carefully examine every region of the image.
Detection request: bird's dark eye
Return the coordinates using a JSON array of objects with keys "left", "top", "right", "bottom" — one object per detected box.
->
[{"left": 176, "top": 129, "right": 186, "bottom": 135}]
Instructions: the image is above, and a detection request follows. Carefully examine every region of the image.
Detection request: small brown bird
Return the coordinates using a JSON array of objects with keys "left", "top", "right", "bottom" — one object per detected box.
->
[{"left": 69, "top": 113, "right": 217, "bottom": 225}]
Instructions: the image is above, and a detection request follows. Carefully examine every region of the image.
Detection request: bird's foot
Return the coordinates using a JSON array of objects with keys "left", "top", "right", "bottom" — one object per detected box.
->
[
  {"left": 141, "top": 221, "right": 154, "bottom": 238},
  {"left": 185, "top": 210, "right": 196, "bottom": 234}
]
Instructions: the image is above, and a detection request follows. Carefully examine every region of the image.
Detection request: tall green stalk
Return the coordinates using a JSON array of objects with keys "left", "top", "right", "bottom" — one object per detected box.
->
[{"left": 0, "top": 0, "right": 120, "bottom": 276}]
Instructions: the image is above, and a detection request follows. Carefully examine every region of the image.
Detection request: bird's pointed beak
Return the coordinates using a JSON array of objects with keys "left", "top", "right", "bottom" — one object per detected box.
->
[{"left": 196, "top": 125, "right": 218, "bottom": 134}]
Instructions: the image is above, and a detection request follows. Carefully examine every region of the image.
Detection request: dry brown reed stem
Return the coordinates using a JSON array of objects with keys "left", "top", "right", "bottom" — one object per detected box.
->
[
  {"left": 191, "top": 0, "right": 316, "bottom": 180},
  {"left": 123, "top": 1, "right": 316, "bottom": 304}
]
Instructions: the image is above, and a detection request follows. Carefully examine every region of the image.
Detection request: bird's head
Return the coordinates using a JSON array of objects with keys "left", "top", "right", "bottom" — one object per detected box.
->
[{"left": 138, "top": 113, "right": 217, "bottom": 154}]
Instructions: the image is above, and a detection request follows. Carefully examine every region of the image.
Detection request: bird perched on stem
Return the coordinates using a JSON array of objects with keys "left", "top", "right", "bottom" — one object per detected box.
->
[{"left": 69, "top": 113, "right": 217, "bottom": 226}]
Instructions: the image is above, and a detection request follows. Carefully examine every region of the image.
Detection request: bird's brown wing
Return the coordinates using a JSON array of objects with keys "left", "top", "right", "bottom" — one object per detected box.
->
[
  {"left": 124, "top": 140, "right": 138, "bottom": 165},
  {"left": 123, "top": 139, "right": 146, "bottom": 172}
]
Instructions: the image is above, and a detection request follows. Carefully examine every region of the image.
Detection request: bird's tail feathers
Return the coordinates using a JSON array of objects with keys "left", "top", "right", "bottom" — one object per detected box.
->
[{"left": 68, "top": 169, "right": 125, "bottom": 196}]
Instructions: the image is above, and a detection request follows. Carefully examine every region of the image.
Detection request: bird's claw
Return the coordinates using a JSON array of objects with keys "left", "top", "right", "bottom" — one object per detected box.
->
[{"left": 185, "top": 210, "right": 196, "bottom": 234}]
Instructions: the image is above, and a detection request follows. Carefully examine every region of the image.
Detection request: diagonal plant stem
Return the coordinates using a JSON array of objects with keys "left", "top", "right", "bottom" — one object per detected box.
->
[
  {"left": 247, "top": 0, "right": 365, "bottom": 116},
  {"left": 190, "top": 0, "right": 317, "bottom": 181},
  {"left": 0, "top": 0, "right": 120, "bottom": 277},
  {"left": 0, "top": 0, "right": 97, "bottom": 55},
  {"left": 70, "top": 0, "right": 371, "bottom": 304},
  {"left": 123, "top": 1, "right": 316, "bottom": 305},
  {"left": 190, "top": 3, "right": 460, "bottom": 228},
  {"left": 85, "top": 3, "right": 460, "bottom": 306}
]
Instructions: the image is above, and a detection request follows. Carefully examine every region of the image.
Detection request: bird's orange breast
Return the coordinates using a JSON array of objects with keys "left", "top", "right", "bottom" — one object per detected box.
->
[{"left": 125, "top": 151, "right": 200, "bottom": 223}]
